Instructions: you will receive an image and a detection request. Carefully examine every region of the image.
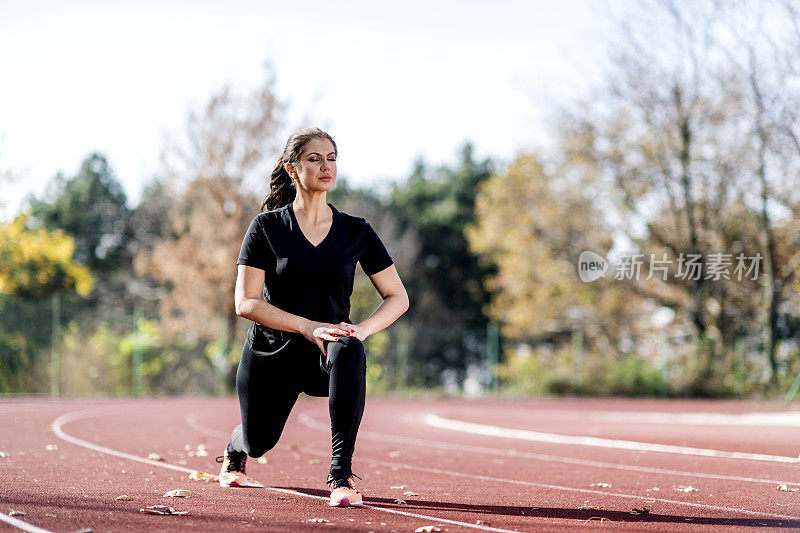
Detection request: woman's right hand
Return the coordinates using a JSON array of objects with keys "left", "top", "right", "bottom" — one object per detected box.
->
[{"left": 302, "top": 321, "right": 353, "bottom": 356}]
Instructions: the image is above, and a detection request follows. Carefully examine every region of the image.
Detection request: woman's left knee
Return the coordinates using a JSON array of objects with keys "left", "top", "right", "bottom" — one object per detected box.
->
[{"left": 328, "top": 337, "right": 366, "bottom": 367}]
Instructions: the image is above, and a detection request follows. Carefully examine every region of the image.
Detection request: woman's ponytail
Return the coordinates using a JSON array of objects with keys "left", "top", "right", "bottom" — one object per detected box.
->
[{"left": 260, "top": 155, "right": 296, "bottom": 212}]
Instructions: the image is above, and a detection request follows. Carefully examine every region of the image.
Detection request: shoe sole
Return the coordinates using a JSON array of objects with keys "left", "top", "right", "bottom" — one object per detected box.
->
[
  {"left": 220, "top": 479, "right": 265, "bottom": 488},
  {"left": 329, "top": 499, "right": 364, "bottom": 507}
]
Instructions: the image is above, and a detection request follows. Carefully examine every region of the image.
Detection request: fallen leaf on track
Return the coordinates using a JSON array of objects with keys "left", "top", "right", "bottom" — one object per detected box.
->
[
  {"left": 674, "top": 485, "right": 700, "bottom": 492},
  {"left": 140, "top": 505, "right": 187, "bottom": 515},
  {"left": 45, "top": 444, "right": 59, "bottom": 451},
  {"left": 631, "top": 507, "right": 650, "bottom": 515},
  {"left": 8, "top": 510, "right": 25, "bottom": 516},
  {"left": 188, "top": 471, "right": 219, "bottom": 482},
  {"left": 184, "top": 444, "right": 208, "bottom": 458},
  {"left": 415, "top": 526, "right": 442, "bottom": 533},
  {"left": 393, "top": 499, "right": 407, "bottom": 505},
  {"left": 582, "top": 517, "right": 618, "bottom": 524},
  {"left": 146, "top": 453, "right": 164, "bottom": 462},
  {"left": 778, "top": 484, "right": 799, "bottom": 492},
  {"left": 403, "top": 491, "right": 420, "bottom": 497},
  {"left": 590, "top": 482, "right": 612, "bottom": 488},
  {"left": 578, "top": 505, "right": 600, "bottom": 510},
  {"left": 114, "top": 495, "right": 133, "bottom": 501},
  {"left": 308, "top": 518, "right": 330, "bottom": 523},
  {"left": 163, "top": 489, "right": 197, "bottom": 498}
]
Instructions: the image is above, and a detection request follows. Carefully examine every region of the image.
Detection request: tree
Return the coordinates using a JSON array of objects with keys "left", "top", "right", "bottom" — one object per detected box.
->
[
  {"left": 0, "top": 213, "right": 93, "bottom": 299},
  {"left": 0, "top": 144, "right": 18, "bottom": 220},
  {"left": 552, "top": 0, "right": 800, "bottom": 392},
  {"left": 0, "top": 213, "right": 93, "bottom": 392},
  {"left": 390, "top": 144, "right": 495, "bottom": 385},
  {"left": 466, "top": 149, "right": 634, "bottom": 353},
  {"left": 713, "top": 0, "right": 800, "bottom": 385},
  {"left": 29, "top": 153, "right": 130, "bottom": 273},
  {"left": 28, "top": 152, "right": 132, "bottom": 321},
  {"left": 134, "top": 70, "right": 283, "bottom": 391}
]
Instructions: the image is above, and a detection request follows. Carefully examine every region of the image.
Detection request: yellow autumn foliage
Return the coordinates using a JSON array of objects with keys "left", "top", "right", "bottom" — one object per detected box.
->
[
  {"left": 0, "top": 213, "right": 93, "bottom": 298},
  {"left": 466, "top": 152, "right": 621, "bottom": 339}
]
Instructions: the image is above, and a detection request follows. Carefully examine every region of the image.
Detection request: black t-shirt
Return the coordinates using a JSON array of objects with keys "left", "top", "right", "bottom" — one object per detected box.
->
[{"left": 237, "top": 202, "right": 394, "bottom": 327}]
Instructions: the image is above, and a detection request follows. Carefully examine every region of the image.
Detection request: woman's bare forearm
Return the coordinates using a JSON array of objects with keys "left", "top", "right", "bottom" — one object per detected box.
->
[
  {"left": 237, "top": 290, "right": 409, "bottom": 340},
  {"left": 236, "top": 298, "right": 310, "bottom": 335},
  {"left": 358, "top": 293, "right": 410, "bottom": 338}
]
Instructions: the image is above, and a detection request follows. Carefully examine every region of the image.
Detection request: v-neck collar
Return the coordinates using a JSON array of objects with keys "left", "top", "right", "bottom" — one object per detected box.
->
[{"left": 288, "top": 202, "right": 338, "bottom": 249}]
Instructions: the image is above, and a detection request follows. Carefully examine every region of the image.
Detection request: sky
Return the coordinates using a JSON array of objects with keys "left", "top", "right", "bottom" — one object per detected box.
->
[{"left": 0, "top": 0, "right": 615, "bottom": 219}]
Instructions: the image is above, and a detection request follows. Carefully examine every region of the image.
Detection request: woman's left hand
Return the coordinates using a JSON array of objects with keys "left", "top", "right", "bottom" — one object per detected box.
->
[{"left": 337, "top": 322, "right": 368, "bottom": 342}]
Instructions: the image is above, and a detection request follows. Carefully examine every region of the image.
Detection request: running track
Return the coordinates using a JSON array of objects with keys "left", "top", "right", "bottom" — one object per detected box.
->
[{"left": 1, "top": 397, "right": 799, "bottom": 532}]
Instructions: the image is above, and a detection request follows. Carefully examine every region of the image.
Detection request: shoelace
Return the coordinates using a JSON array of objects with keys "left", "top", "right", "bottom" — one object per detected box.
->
[
  {"left": 327, "top": 473, "right": 362, "bottom": 490},
  {"left": 215, "top": 452, "right": 247, "bottom": 473}
]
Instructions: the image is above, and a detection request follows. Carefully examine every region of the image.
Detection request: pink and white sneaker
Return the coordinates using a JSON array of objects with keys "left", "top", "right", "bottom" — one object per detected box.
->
[
  {"left": 327, "top": 474, "right": 364, "bottom": 507},
  {"left": 215, "top": 449, "right": 265, "bottom": 488}
]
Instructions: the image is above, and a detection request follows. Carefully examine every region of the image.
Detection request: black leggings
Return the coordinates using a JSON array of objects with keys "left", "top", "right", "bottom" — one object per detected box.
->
[{"left": 227, "top": 334, "right": 366, "bottom": 479}]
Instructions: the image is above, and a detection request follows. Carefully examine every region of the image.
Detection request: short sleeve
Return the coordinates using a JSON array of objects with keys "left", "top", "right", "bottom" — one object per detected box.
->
[
  {"left": 359, "top": 222, "right": 394, "bottom": 276},
  {"left": 236, "top": 216, "right": 269, "bottom": 271}
]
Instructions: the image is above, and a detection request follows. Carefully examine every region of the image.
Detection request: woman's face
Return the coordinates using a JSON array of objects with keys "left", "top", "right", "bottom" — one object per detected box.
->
[{"left": 287, "top": 138, "right": 337, "bottom": 193}]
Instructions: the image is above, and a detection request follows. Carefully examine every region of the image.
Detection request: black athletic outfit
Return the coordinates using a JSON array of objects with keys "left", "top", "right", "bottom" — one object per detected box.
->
[{"left": 226, "top": 202, "right": 393, "bottom": 480}]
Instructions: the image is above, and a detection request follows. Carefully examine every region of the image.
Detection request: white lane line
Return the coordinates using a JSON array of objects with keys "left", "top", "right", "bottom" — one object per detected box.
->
[
  {"left": 186, "top": 413, "right": 526, "bottom": 533},
  {"left": 261, "top": 486, "right": 520, "bottom": 533},
  {"left": 424, "top": 413, "right": 800, "bottom": 464},
  {"left": 185, "top": 417, "right": 534, "bottom": 532},
  {"left": 53, "top": 408, "right": 520, "bottom": 533},
  {"left": 596, "top": 411, "right": 800, "bottom": 427},
  {"left": 186, "top": 412, "right": 227, "bottom": 439},
  {"left": 0, "top": 514, "right": 54, "bottom": 533},
  {"left": 52, "top": 408, "right": 194, "bottom": 474},
  {"left": 297, "top": 411, "right": 800, "bottom": 487},
  {"left": 295, "top": 444, "right": 800, "bottom": 523},
  {"left": 295, "top": 412, "right": 800, "bottom": 523}
]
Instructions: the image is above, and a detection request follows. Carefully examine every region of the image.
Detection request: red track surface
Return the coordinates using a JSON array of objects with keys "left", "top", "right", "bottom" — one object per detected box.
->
[{"left": 2, "top": 396, "right": 800, "bottom": 532}]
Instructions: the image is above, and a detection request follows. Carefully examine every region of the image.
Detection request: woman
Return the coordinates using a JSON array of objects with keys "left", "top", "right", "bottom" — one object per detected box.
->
[{"left": 216, "top": 127, "right": 409, "bottom": 508}]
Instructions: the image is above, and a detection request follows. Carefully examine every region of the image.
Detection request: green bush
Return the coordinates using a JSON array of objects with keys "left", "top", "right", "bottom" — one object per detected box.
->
[{"left": 498, "top": 345, "right": 670, "bottom": 397}]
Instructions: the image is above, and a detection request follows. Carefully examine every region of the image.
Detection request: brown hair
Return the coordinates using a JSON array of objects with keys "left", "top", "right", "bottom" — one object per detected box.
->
[{"left": 260, "top": 127, "right": 338, "bottom": 212}]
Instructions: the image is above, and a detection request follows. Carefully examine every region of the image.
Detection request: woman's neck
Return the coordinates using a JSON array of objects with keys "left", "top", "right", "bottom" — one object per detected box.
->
[{"left": 292, "top": 191, "right": 330, "bottom": 223}]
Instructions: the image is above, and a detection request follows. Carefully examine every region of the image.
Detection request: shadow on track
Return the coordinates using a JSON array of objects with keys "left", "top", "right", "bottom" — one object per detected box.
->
[
  {"left": 280, "top": 486, "right": 800, "bottom": 529},
  {"left": 2, "top": 494, "right": 253, "bottom": 530}
]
